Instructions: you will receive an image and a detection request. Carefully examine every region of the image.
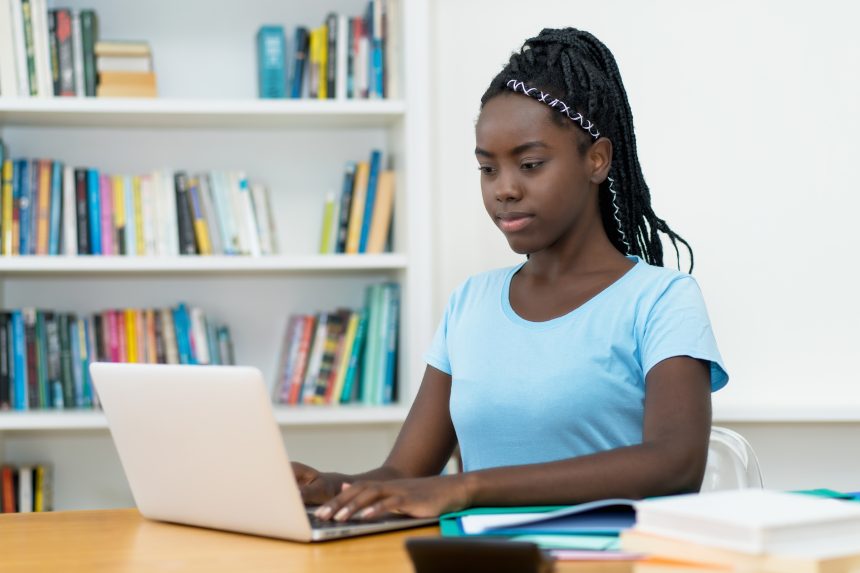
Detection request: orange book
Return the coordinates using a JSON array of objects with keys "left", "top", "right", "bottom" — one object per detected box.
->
[
  {"left": 287, "top": 316, "right": 316, "bottom": 405},
  {"left": 125, "top": 309, "right": 137, "bottom": 363},
  {"left": 366, "top": 170, "right": 395, "bottom": 253},
  {"left": 36, "top": 160, "right": 52, "bottom": 255},
  {"left": 2, "top": 160, "right": 13, "bottom": 255},
  {"left": 1, "top": 466, "right": 16, "bottom": 513},
  {"left": 345, "top": 162, "right": 369, "bottom": 254}
]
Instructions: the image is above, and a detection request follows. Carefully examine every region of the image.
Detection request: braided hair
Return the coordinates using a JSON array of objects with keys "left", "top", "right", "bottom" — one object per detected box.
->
[{"left": 481, "top": 28, "right": 693, "bottom": 272}]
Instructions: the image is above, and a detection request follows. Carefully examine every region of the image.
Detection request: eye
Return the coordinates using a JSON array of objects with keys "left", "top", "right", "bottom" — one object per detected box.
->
[
  {"left": 478, "top": 165, "right": 496, "bottom": 175},
  {"left": 521, "top": 161, "right": 543, "bottom": 171}
]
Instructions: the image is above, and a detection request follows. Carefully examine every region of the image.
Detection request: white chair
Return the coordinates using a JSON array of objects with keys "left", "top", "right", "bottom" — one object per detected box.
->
[{"left": 700, "top": 426, "right": 764, "bottom": 492}]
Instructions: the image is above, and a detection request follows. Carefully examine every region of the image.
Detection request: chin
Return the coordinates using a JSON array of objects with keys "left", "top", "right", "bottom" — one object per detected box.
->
[{"left": 504, "top": 238, "right": 535, "bottom": 256}]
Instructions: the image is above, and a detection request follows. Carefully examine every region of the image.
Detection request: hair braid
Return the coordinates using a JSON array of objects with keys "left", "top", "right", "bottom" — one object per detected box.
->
[{"left": 480, "top": 28, "right": 694, "bottom": 272}]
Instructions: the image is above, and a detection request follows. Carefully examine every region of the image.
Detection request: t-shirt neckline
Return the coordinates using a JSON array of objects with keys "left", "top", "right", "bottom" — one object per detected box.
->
[{"left": 501, "top": 255, "right": 643, "bottom": 330}]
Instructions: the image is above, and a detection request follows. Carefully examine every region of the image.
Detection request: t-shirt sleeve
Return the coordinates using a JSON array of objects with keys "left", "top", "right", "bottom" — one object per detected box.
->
[
  {"left": 424, "top": 293, "right": 453, "bottom": 375},
  {"left": 641, "top": 276, "right": 728, "bottom": 391}
]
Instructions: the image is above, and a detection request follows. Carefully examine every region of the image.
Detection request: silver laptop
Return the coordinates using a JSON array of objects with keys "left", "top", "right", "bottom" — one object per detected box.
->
[{"left": 90, "top": 362, "right": 437, "bottom": 541}]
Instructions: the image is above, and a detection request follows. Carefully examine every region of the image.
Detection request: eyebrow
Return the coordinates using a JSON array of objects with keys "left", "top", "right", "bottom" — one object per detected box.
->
[{"left": 474, "top": 141, "right": 549, "bottom": 158}]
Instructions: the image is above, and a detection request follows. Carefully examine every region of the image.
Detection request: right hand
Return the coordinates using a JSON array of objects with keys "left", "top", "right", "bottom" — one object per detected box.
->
[{"left": 291, "top": 461, "right": 351, "bottom": 505}]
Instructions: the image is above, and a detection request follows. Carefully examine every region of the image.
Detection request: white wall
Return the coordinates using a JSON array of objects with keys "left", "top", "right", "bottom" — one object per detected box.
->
[{"left": 431, "top": 1, "right": 860, "bottom": 489}]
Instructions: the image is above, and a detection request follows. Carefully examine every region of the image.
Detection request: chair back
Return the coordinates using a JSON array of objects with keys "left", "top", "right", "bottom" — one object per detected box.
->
[{"left": 701, "top": 426, "right": 764, "bottom": 492}]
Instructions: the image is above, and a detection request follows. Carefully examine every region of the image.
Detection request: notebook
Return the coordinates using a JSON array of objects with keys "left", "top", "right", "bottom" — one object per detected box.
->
[{"left": 90, "top": 362, "right": 437, "bottom": 542}]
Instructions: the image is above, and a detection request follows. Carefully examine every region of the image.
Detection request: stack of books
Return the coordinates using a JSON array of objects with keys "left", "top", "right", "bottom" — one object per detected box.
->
[
  {"left": 0, "top": 142, "right": 279, "bottom": 257},
  {"left": 621, "top": 489, "right": 860, "bottom": 573},
  {"left": 319, "top": 149, "right": 394, "bottom": 255},
  {"left": 1, "top": 464, "right": 51, "bottom": 513},
  {"left": 95, "top": 40, "right": 157, "bottom": 98},
  {"left": 272, "top": 282, "right": 399, "bottom": 407},
  {"left": 0, "top": 303, "right": 234, "bottom": 411}
]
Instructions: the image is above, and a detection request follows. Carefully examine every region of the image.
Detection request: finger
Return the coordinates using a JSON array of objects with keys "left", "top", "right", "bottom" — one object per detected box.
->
[
  {"left": 291, "top": 462, "right": 316, "bottom": 485},
  {"left": 355, "top": 494, "right": 407, "bottom": 521},
  {"left": 332, "top": 485, "right": 390, "bottom": 522},
  {"left": 314, "top": 481, "right": 370, "bottom": 520}
]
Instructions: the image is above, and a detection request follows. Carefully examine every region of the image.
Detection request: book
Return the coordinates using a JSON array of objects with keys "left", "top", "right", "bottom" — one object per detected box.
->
[
  {"left": 30, "top": 0, "right": 51, "bottom": 98},
  {"left": 86, "top": 168, "right": 100, "bottom": 254},
  {"left": 55, "top": 8, "right": 75, "bottom": 96},
  {"left": 345, "top": 161, "right": 369, "bottom": 253},
  {"left": 1, "top": 465, "right": 16, "bottom": 512},
  {"left": 325, "top": 12, "right": 337, "bottom": 99},
  {"left": 71, "top": 9, "right": 84, "bottom": 96},
  {"left": 366, "top": 169, "right": 394, "bottom": 253},
  {"left": 634, "top": 489, "right": 860, "bottom": 556},
  {"left": 20, "top": 0, "right": 36, "bottom": 96},
  {"left": 61, "top": 165, "right": 76, "bottom": 255},
  {"left": 173, "top": 172, "right": 197, "bottom": 255},
  {"left": 96, "top": 55, "right": 151, "bottom": 73},
  {"left": 0, "top": 0, "right": 21, "bottom": 97},
  {"left": 329, "top": 311, "right": 358, "bottom": 403},
  {"left": 339, "top": 309, "right": 367, "bottom": 403},
  {"left": 74, "top": 168, "right": 88, "bottom": 254},
  {"left": 358, "top": 149, "right": 382, "bottom": 252},
  {"left": 257, "top": 25, "right": 286, "bottom": 99},
  {"left": 0, "top": 313, "right": 9, "bottom": 409},
  {"left": 98, "top": 173, "right": 113, "bottom": 255},
  {"left": 17, "top": 466, "right": 34, "bottom": 512},
  {"left": 94, "top": 40, "right": 150, "bottom": 57},
  {"left": 47, "top": 9, "right": 58, "bottom": 95},
  {"left": 319, "top": 192, "right": 336, "bottom": 254},
  {"left": 79, "top": 9, "right": 97, "bottom": 96},
  {"left": 289, "top": 26, "right": 309, "bottom": 99},
  {"left": 1, "top": 159, "right": 13, "bottom": 254},
  {"left": 622, "top": 529, "right": 860, "bottom": 573},
  {"left": 287, "top": 315, "right": 316, "bottom": 404},
  {"left": 334, "top": 162, "right": 356, "bottom": 253}
]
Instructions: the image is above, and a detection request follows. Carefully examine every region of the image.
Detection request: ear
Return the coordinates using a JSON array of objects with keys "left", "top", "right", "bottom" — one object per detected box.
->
[{"left": 588, "top": 137, "right": 613, "bottom": 184}]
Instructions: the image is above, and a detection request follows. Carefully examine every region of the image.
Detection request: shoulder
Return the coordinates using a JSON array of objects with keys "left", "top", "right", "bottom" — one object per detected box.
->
[{"left": 444, "top": 263, "right": 522, "bottom": 312}]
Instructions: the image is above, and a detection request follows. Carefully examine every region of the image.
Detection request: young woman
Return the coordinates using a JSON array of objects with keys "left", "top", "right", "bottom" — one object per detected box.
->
[{"left": 295, "top": 27, "right": 728, "bottom": 522}]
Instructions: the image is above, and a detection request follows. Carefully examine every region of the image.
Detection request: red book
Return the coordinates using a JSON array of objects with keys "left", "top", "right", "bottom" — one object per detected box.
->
[
  {"left": 287, "top": 315, "right": 316, "bottom": 405},
  {"left": 1, "top": 466, "right": 16, "bottom": 513},
  {"left": 107, "top": 310, "right": 119, "bottom": 362}
]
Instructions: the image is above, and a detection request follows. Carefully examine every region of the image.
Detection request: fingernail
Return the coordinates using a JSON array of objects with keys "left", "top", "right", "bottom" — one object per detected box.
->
[
  {"left": 316, "top": 506, "right": 332, "bottom": 520},
  {"left": 356, "top": 507, "right": 374, "bottom": 519},
  {"left": 341, "top": 483, "right": 351, "bottom": 490},
  {"left": 334, "top": 507, "right": 350, "bottom": 521}
]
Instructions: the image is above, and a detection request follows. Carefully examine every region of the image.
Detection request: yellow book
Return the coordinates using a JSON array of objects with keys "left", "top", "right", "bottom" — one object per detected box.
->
[
  {"left": 145, "top": 309, "right": 157, "bottom": 363},
  {"left": 189, "top": 178, "right": 212, "bottom": 256},
  {"left": 135, "top": 309, "right": 146, "bottom": 363},
  {"left": 34, "top": 465, "right": 45, "bottom": 512},
  {"left": 330, "top": 311, "right": 359, "bottom": 404},
  {"left": 125, "top": 309, "right": 137, "bottom": 363},
  {"left": 133, "top": 176, "right": 145, "bottom": 255},
  {"left": 318, "top": 25, "right": 328, "bottom": 99},
  {"left": 112, "top": 175, "right": 126, "bottom": 254},
  {"left": 345, "top": 162, "right": 369, "bottom": 254},
  {"left": 2, "top": 160, "right": 13, "bottom": 255},
  {"left": 319, "top": 192, "right": 336, "bottom": 254},
  {"left": 36, "top": 160, "right": 51, "bottom": 255},
  {"left": 366, "top": 170, "right": 395, "bottom": 253}
]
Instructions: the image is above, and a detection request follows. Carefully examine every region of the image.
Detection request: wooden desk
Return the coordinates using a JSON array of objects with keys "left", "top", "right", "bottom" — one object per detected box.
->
[{"left": 0, "top": 509, "right": 633, "bottom": 572}]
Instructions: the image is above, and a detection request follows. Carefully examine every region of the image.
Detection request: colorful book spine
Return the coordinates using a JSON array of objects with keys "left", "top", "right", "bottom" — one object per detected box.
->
[
  {"left": 11, "top": 311, "right": 27, "bottom": 410},
  {"left": 112, "top": 175, "right": 125, "bottom": 255},
  {"left": 61, "top": 165, "right": 76, "bottom": 255},
  {"left": 55, "top": 8, "right": 74, "bottom": 96},
  {"left": 98, "top": 173, "right": 113, "bottom": 255},
  {"left": 124, "top": 175, "right": 136, "bottom": 255},
  {"left": 345, "top": 161, "right": 369, "bottom": 254},
  {"left": 173, "top": 172, "right": 197, "bottom": 255},
  {"left": 187, "top": 178, "right": 212, "bottom": 255},
  {"left": 319, "top": 192, "right": 336, "bottom": 254},
  {"left": 17, "top": 160, "right": 31, "bottom": 255},
  {"left": 86, "top": 168, "right": 100, "bottom": 255},
  {"left": 366, "top": 169, "right": 394, "bottom": 253},
  {"left": 73, "top": 168, "right": 89, "bottom": 254},
  {"left": 358, "top": 150, "right": 382, "bottom": 253},
  {"left": 257, "top": 25, "right": 286, "bottom": 99},
  {"left": 1, "top": 160, "right": 13, "bottom": 255},
  {"left": 290, "top": 26, "right": 309, "bottom": 99},
  {"left": 36, "top": 161, "right": 53, "bottom": 254},
  {"left": 340, "top": 310, "right": 368, "bottom": 403},
  {"left": 79, "top": 9, "right": 96, "bottom": 96}
]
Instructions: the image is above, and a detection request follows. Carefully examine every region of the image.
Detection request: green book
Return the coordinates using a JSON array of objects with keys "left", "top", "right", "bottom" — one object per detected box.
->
[
  {"left": 360, "top": 284, "right": 383, "bottom": 405},
  {"left": 319, "top": 192, "right": 336, "bottom": 253},
  {"left": 57, "top": 314, "right": 75, "bottom": 409},
  {"left": 339, "top": 310, "right": 367, "bottom": 403},
  {"left": 80, "top": 9, "right": 97, "bottom": 97},
  {"left": 21, "top": 0, "right": 37, "bottom": 96},
  {"left": 35, "top": 311, "right": 49, "bottom": 409}
]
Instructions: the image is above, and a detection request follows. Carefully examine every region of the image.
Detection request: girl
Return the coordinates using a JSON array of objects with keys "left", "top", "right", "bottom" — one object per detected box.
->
[{"left": 296, "top": 27, "right": 728, "bottom": 522}]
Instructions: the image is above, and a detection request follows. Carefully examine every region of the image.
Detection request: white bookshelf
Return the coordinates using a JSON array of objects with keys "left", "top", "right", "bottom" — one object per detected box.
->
[{"left": 0, "top": 0, "right": 432, "bottom": 510}]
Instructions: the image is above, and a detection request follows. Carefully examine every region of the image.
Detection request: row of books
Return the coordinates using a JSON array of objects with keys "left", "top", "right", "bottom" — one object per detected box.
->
[
  {"left": 0, "top": 304, "right": 234, "bottom": 411},
  {"left": 1, "top": 464, "right": 52, "bottom": 513},
  {"left": 273, "top": 282, "right": 399, "bottom": 406},
  {"left": 257, "top": 0, "right": 397, "bottom": 100},
  {"left": 0, "top": 3, "right": 153, "bottom": 98},
  {"left": 319, "top": 149, "right": 394, "bottom": 254},
  {"left": 0, "top": 146, "right": 279, "bottom": 256}
]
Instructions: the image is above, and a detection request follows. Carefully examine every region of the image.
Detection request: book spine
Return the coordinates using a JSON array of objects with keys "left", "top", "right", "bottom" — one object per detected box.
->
[
  {"left": 12, "top": 311, "right": 27, "bottom": 410},
  {"left": 47, "top": 8, "right": 58, "bottom": 95},
  {"left": 134, "top": 309, "right": 144, "bottom": 363},
  {"left": 55, "top": 9, "right": 74, "bottom": 96},
  {"left": 312, "top": 310, "right": 347, "bottom": 403},
  {"left": 27, "top": 159, "right": 39, "bottom": 254},
  {"left": 20, "top": 0, "right": 36, "bottom": 95},
  {"left": 345, "top": 161, "right": 369, "bottom": 254},
  {"left": 1, "top": 160, "right": 13, "bottom": 255},
  {"left": 319, "top": 192, "right": 336, "bottom": 254},
  {"left": 256, "top": 25, "right": 286, "bottom": 99},
  {"left": 189, "top": 307, "right": 209, "bottom": 364},
  {"left": 35, "top": 309, "right": 49, "bottom": 408},
  {"left": 326, "top": 12, "right": 337, "bottom": 99},
  {"left": 358, "top": 150, "right": 382, "bottom": 253},
  {"left": 74, "top": 168, "right": 89, "bottom": 254},
  {"left": 98, "top": 173, "right": 113, "bottom": 255},
  {"left": 372, "top": 0, "right": 384, "bottom": 98},
  {"left": 62, "top": 165, "right": 76, "bottom": 255},
  {"left": 360, "top": 285, "right": 382, "bottom": 404},
  {"left": 236, "top": 173, "right": 260, "bottom": 256},
  {"left": 57, "top": 313, "right": 74, "bottom": 408},
  {"left": 172, "top": 305, "right": 191, "bottom": 365},
  {"left": 70, "top": 9, "right": 84, "bottom": 97},
  {"left": 79, "top": 9, "right": 96, "bottom": 97},
  {"left": 31, "top": 0, "right": 51, "bottom": 98},
  {"left": 382, "top": 283, "right": 399, "bottom": 404},
  {"left": 366, "top": 169, "right": 395, "bottom": 253},
  {"left": 198, "top": 174, "right": 222, "bottom": 255},
  {"left": 329, "top": 311, "right": 358, "bottom": 403},
  {"left": 287, "top": 315, "right": 315, "bottom": 405},
  {"left": 187, "top": 177, "right": 212, "bottom": 255},
  {"left": 23, "top": 308, "right": 39, "bottom": 409},
  {"left": 173, "top": 172, "right": 197, "bottom": 255},
  {"left": 274, "top": 315, "right": 300, "bottom": 403},
  {"left": 153, "top": 310, "right": 165, "bottom": 364},
  {"left": 140, "top": 175, "right": 156, "bottom": 255},
  {"left": 17, "top": 160, "right": 31, "bottom": 255},
  {"left": 336, "top": 13, "right": 348, "bottom": 100},
  {"left": 8, "top": 0, "right": 29, "bottom": 97},
  {"left": 47, "top": 161, "right": 61, "bottom": 255},
  {"left": 86, "top": 168, "right": 100, "bottom": 254},
  {"left": 124, "top": 175, "right": 135, "bottom": 254},
  {"left": 340, "top": 310, "right": 368, "bottom": 403},
  {"left": 111, "top": 175, "right": 125, "bottom": 255},
  {"left": 249, "top": 182, "right": 273, "bottom": 255},
  {"left": 1, "top": 466, "right": 16, "bottom": 512},
  {"left": 133, "top": 177, "right": 144, "bottom": 255},
  {"left": 17, "top": 466, "right": 33, "bottom": 512},
  {"left": 290, "top": 26, "right": 308, "bottom": 99},
  {"left": 300, "top": 313, "right": 328, "bottom": 404},
  {"left": 0, "top": 313, "right": 9, "bottom": 409},
  {"left": 334, "top": 162, "right": 355, "bottom": 253}
]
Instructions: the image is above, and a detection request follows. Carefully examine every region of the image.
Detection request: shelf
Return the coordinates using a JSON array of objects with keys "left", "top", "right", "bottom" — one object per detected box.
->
[
  {"left": 0, "top": 405, "right": 409, "bottom": 431},
  {"left": 0, "top": 254, "right": 408, "bottom": 275},
  {"left": 0, "top": 98, "right": 407, "bottom": 129},
  {"left": 713, "top": 403, "right": 860, "bottom": 423}
]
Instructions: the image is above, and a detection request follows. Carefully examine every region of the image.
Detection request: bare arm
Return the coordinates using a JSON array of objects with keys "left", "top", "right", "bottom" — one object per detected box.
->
[
  {"left": 294, "top": 365, "right": 457, "bottom": 503},
  {"left": 316, "top": 355, "right": 712, "bottom": 519}
]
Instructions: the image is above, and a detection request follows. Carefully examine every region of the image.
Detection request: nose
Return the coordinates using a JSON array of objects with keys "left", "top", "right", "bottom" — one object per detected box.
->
[{"left": 494, "top": 169, "right": 523, "bottom": 202}]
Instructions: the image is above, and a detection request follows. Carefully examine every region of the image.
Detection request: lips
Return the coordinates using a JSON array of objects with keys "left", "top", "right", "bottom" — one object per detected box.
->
[{"left": 496, "top": 212, "right": 534, "bottom": 233}]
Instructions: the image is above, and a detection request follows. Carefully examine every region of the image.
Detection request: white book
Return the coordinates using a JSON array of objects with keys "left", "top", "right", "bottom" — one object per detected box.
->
[
  {"left": 198, "top": 173, "right": 223, "bottom": 256},
  {"left": 17, "top": 466, "right": 33, "bottom": 512},
  {"left": 70, "top": 9, "right": 83, "bottom": 97},
  {"left": 9, "top": 0, "right": 29, "bottom": 96},
  {"left": 249, "top": 182, "right": 273, "bottom": 255},
  {"left": 211, "top": 171, "right": 237, "bottom": 255},
  {"left": 96, "top": 55, "right": 152, "bottom": 73},
  {"left": 635, "top": 489, "right": 860, "bottom": 556},
  {"left": 62, "top": 164, "right": 77, "bottom": 255},
  {"left": 357, "top": 35, "right": 369, "bottom": 99},
  {"left": 227, "top": 171, "right": 250, "bottom": 255},
  {"left": 140, "top": 174, "right": 157, "bottom": 255},
  {"left": 189, "top": 307, "right": 210, "bottom": 365},
  {"left": 0, "top": 0, "right": 20, "bottom": 97},
  {"left": 237, "top": 173, "right": 261, "bottom": 257},
  {"left": 124, "top": 175, "right": 136, "bottom": 255},
  {"left": 30, "top": 0, "right": 51, "bottom": 97},
  {"left": 160, "top": 170, "right": 178, "bottom": 256},
  {"left": 384, "top": 0, "right": 399, "bottom": 99},
  {"left": 335, "top": 13, "right": 348, "bottom": 100}
]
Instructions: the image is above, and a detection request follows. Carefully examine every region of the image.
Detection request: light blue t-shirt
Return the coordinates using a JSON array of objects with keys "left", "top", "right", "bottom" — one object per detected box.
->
[{"left": 424, "top": 255, "right": 728, "bottom": 473}]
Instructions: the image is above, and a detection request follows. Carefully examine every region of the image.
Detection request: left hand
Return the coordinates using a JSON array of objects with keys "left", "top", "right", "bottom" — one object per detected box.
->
[{"left": 313, "top": 474, "right": 470, "bottom": 522}]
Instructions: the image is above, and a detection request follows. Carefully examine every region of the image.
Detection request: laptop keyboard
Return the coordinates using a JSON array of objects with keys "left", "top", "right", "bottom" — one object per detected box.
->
[{"left": 307, "top": 510, "right": 370, "bottom": 529}]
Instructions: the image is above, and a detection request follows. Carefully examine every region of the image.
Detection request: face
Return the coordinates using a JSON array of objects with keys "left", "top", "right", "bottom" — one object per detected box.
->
[{"left": 475, "top": 93, "right": 604, "bottom": 256}]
